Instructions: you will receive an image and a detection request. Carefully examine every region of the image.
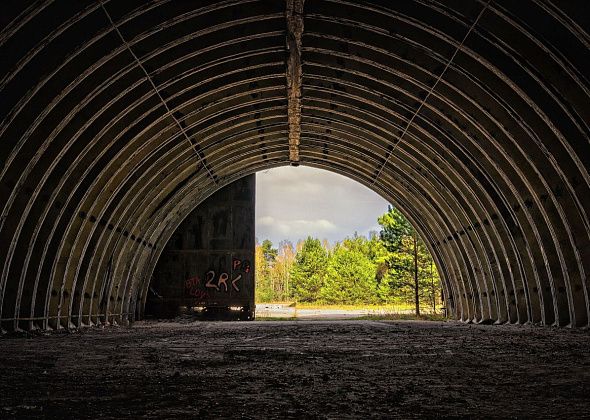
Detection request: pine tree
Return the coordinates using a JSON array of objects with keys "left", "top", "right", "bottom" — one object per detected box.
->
[
  {"left": 320, "top": 236, "right": 378, "bottom": 304},
  {"left": 290, "top": 237, "right": 328, "bottom": 302},
  {"left": 261, "top": 239, "right": 278, "bottom": 263},
  {"left": 378, "top": 206, "right": 439, "bottom": 314}
]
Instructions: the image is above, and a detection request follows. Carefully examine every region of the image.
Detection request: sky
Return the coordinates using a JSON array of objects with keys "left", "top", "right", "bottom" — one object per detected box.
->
[{"left": 255, "top": 166, "right": 391, "bottom": 246}]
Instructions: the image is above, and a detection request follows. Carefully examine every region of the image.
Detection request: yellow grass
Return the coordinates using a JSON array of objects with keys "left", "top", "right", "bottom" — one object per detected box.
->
[{"left": 292, "top": 302, "right": 416, "bottom": 311}]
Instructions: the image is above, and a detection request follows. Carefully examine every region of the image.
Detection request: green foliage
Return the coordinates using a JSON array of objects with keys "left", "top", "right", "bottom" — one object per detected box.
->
[
  {"left": 255, "top": 207, "right": 442, "bottom": 314},
  {"left": 261, "top": 239, "right": 277, "bottom": 263},
  {"left": 255, "top": 242, "right": 272, "bottom": 301},
  {"left": 377, "top": 206, "right": 440, "bottom": 314},
  {"left": 290, "top": 237, "right": 328, "bottom": 302},
  {"left": 255, "top": 240, "right": 294, "bottom": 302},
  {"left": 320, "top": 236, "right": 378, "bottom": 304},
  {"left": 378, "top": 206, "right": 412, "bottom": 252}
]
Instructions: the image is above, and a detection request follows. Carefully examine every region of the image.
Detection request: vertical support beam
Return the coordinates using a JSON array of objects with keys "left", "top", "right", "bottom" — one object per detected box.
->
[{"left": 286, "top": 0, "right": 304, "bottom": 165}]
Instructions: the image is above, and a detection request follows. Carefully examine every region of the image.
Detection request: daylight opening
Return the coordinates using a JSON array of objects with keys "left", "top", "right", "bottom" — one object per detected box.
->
[{"left": 255, "top": 167, "right": 444, "bottom": 321}]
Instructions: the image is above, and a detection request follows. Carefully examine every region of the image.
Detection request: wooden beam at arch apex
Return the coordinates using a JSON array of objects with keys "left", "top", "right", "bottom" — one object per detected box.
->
[{"left": 286, "top": 0, "right": 304, "bottom": 165}]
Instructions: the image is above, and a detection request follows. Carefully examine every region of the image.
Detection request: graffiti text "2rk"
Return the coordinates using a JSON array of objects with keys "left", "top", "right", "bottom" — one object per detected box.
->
[{"left": 205, "top": 271, "right": 241, "bottom": 292}]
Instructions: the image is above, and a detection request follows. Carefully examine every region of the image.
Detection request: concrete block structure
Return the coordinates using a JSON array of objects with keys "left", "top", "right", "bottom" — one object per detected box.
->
[{"left": 146, "top": 175, "right": 255, "bottom": 319}]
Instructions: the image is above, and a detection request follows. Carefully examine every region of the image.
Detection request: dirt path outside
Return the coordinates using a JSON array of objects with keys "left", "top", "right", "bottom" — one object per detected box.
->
[
  {"left": 254, "top": 303, "right": 433, "bottom": 319},
  {"left": 256, "top": 304, "right": 377, "bottom": 319}
]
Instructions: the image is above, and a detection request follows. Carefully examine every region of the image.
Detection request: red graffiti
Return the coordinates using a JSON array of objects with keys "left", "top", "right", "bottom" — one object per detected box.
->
[
  {"left": 190, "top": 289, "right": 209, "bottom": 300},
  {"left": 185, "top": 276, "right": 201, "bottom": 289},
  {"left": 185, "top": 275, "right": 210, "bottom": 299},
  {"left": 233, "top": 258, "right": 251, "bottom": 273}
]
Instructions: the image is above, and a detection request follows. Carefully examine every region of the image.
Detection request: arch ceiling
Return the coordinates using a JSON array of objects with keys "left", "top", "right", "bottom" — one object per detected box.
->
[{"left": 0, "top": 0, "right": 589, "bottom": 332}]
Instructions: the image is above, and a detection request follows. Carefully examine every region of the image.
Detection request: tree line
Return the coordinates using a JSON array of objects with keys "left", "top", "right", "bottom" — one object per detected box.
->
[{"left": 255, "top": 206, "right": 442, "bottom": 315}]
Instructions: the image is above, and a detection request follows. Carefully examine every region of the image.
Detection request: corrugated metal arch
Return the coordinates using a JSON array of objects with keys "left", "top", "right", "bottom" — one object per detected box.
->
[{"left": 0, "top": 0, "right": 588, "bottom": 331}]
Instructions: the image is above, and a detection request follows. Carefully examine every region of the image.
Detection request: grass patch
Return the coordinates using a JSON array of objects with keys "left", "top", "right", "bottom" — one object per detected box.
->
[{"left": 260, "top": 302, "right": 418, "bottom": 312}]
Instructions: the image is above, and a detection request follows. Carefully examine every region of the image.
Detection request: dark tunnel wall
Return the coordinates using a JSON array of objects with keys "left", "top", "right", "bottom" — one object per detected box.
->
[{"left": 0, "top": 0, "right": 588, "bottom": 332}]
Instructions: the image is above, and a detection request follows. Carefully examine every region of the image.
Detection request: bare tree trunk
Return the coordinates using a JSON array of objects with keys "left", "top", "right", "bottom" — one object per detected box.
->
[
  {"left": 270, "top": 264, "right": 275, "bottom": 299},
  {"left": 413, "top": 232, "right": 420, "bottom": 316},
  {"left": 430, "top": 259, "right": 436, "bottom": 313}
]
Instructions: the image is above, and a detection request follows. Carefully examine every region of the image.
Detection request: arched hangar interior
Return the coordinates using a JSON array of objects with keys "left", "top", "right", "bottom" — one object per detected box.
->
[{"left": 0, "top": 0, "right": 589, "bottom": 332}]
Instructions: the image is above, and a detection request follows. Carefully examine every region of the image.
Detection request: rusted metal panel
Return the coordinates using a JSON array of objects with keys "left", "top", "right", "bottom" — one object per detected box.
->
[{"left": 286, "top": 0, "right": 304, "bottom": 164}]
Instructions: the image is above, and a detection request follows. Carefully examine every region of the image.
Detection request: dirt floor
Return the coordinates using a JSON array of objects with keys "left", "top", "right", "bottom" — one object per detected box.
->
[{"left": 1, "top": 320, "right": 589, "bottom": 419}]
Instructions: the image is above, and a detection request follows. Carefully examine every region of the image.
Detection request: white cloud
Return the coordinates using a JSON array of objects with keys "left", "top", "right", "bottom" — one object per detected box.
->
[
  {"left": 257, "top": 216, "right": 275, "bottom": 225},
  {"left": 259, "top": 218, "right": 337, "bottom": 240},
  {"left": 277, "top": 223, "right": 292, "bottom": 235},
  {"left": 292, "top": 219, "right": 337, "bottom": 231},
  {"left": 256, "top": 166, "right": 391, "bottom": 245}
]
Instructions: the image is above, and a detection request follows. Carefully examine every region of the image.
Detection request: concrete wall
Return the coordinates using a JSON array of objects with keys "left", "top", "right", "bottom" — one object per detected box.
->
[{"left": 146, "top": 175, "right": 255, "bottom": 318}]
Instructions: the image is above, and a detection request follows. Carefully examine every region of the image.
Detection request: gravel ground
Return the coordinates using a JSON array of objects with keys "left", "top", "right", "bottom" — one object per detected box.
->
[{"left": 1, "top": 320, "right": 589, "bottom": 419}]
